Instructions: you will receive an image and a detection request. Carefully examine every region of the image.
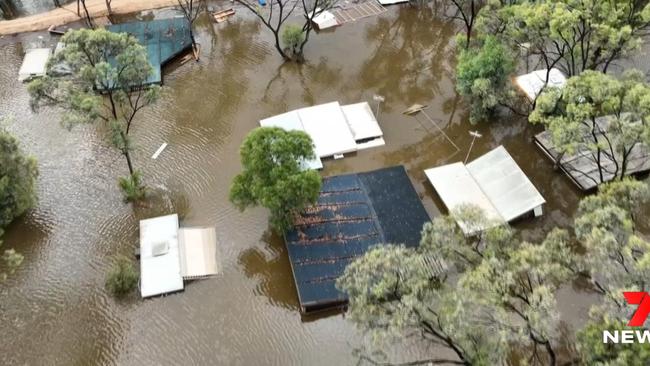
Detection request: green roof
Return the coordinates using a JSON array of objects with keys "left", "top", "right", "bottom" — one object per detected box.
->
[{"left": 107, "top": 17, "right": 192, "bottom": 85}]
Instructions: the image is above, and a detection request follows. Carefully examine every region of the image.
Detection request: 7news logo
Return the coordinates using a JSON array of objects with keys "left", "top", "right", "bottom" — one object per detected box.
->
[{"left": 603, "top": 291, "right": 650, "bottom": 344}]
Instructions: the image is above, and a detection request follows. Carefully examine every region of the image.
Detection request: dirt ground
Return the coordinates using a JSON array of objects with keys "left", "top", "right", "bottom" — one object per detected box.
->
[{"left": 0, "top": 0, "right": 178, "bottom": 35}]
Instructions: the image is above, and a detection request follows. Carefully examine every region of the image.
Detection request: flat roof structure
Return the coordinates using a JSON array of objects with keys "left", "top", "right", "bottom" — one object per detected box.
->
[
  {"left": 515, "top": 68, "right": 567, "bottom": 101},
  {"left": 18, "top": 48, "right": 51, "bottom": 82},
  {"left": 107, "top": 17, "right": 192, "bottom": 86},
  {"left": 425, "top": 146, "right": 546, "bottom": 235},
  {"left": 260, "top": 101, "right": 385, "bottom": 169},
  {"left": 284, "top": 166, "right": 443, "bottom": 313},
  {"left": 534, "top": 115, "right": 650, "bottom": 191},
  {"left": 179, "top": 227, "right": 220, "bottom": 280},
  {"left": 139, "top": 214, "right": 184, "bottom": 298},
  {"left": 139, "top": 216, "right": 220, "bottom": 298}
]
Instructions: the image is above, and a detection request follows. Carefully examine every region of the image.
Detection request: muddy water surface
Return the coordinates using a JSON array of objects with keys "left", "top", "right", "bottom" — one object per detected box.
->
[{"left": 1, "top": 4, "right": 646, "bottom": 365}]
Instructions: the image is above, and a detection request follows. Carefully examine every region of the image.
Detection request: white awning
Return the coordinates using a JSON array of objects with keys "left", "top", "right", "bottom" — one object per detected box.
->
[
  {"left": 425, "top": 146, "right": 545, "bottom": 234},
  {"left": 139, "top": 214, "right": 184, "bottom": 298},
  {"left": 515, "top": 68, "right": 567, "bottom": 101},
  {"left": 18, "top": 48, "right": 51, "bottom": 82},
  {"left": 179, "top": 227, "right": 220, "bottom": 279}
]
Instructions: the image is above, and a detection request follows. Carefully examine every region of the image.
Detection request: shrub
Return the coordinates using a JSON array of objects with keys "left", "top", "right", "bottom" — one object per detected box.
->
[
  {"left": 282, "top": 25, "right": 304, "bottom": 55},
  {"left": 118, "top": 171, "right": 146, "bottom": 202},
  {"left": 105, "top": 256, "right": 138, "bottom": 297}
]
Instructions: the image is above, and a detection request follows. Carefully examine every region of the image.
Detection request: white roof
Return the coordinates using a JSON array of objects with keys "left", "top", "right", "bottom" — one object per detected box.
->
[
  {"left": 378, "top": 0, "right": 408, "bottom": 4},
  {"left": 425, "top": 163, "right": 503, "bottom": 234},
  {"left": 466, "top": 146, "right": 546, "bottom": 221},
  {"left": 297, "top": 102, "right": 358, "bottom": 157},
  {"left": 425, "top": 146, "right": 545, "bottom": 234},
  {"left": 260, "top": 101, "right": 384, "bottom": 168},
  {"left": 179, "top": 227, "right": 219, "bottom": 279},
  {"left": 139, "top": 214, "right": 184, "bottom": 298},
  {"left": 259, "top": 110, "right": 324, "bottom": 170},
  {"left": 515, "top": 68, "right": 567, "bottom": 101},
  {"left": 312, "top": 9, "right": 338, "bottom": 29},
  {"left": 18, "top": 48, "right": 51, "bottom": 82}
]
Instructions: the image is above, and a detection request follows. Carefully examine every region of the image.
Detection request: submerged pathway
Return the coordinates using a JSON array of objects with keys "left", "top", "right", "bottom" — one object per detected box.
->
[{"left": 0, "top": 0, "right": 178, "bottom": 36}]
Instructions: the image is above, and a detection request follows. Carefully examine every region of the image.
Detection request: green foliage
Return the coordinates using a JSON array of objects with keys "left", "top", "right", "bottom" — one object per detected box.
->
[
  {"left": 530, "top": 70, "right": 650, "bottom": 184},
  {"left": 1, "top": 227, "right": 24, "bottom": 282},
  {"left": 229, "top": 127, "right": 321, "bottom": 232},
  {"left": 456, "top": 36, "right": 516, "bottom": 124},
  {"left": 477, "top": 0, "right": 650, "bottom": 76},
  {"left": 28, "top": 28, "right": 161, "bottom": 199},
  {"left": 338, "top": 206, "right": 580, "bottom": 364},
  {"left": 0, "top": 126, "right": 38, "bottom": 228},
  {"left": 105, "top": 256, "right": 138, "bottom": 297},
  {"left": 578, "top": 317, "right": 650, "bottom": 365},
  {"left": 118, "top": 171, "right": 146, "bottom": 202},
  {"left": 282, "top": 25, "right": 304, "bottom": 55},
  {"left": 575, "top": 179, "right": 650, "bottom": 318}
]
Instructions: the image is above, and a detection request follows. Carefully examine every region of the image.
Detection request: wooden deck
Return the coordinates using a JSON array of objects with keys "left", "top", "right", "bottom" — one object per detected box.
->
[
  {"left": 534, "top": 116, "right": 650, "bottom": 191},
  {"left": 332, "top": 1, "right": 387, "bottom": 25}
]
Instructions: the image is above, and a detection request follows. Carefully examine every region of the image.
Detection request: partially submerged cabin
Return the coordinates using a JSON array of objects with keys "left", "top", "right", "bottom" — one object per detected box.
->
[
  {"left": 283, "top": 166, "right": 445, "bottom": 313},
  {"left": 425, "top": 146, "right": 545, "bottom": 235},
  {"left": 534, "top": 115, "right": 650, "bottom": 191},
  {"left": 139, "top": 214, "right": 219, "bottom": 298},
  {"left": 260, "top": 101, "right": 385, "bottom": 169},
  {"left": 18, "top": 48, "right": 51, "bottom": 82},
  {"left": 515, "top": 68, "right": 567, "bottom": 101},
  {"left": 107, "top": 17, "right": 192, "bottom": 86}
]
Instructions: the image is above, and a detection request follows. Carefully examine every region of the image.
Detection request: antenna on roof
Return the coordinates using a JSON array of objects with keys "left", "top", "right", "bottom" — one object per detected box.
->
[
  {"left": 464, "top": 131, "right": 483, "bottom": 163},
  {"left": 373, "top": 94, "right": 385, "bottom": 120}
]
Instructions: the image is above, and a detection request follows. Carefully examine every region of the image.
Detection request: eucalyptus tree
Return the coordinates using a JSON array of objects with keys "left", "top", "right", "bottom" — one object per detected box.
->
[
  {"left": 234, "top": 0, "right": 336, "bottom": 61},
  {"left": 0, "top": 123, "right": 38, "bottom": 280},
  {"left": 339, "top": 206, "right": 580, "bottom": 365},
  {"left": 176, "top": 0, "right": 205, "bottom": 49},
  {"left": 229, "top": 127, "right": 321, "bottom": 232},
  {"left": 28, "top": 28, "right": 160, "bottom": 202},
  {"left": 477, "top": 0, "right": 650, "bottom": 76},
  {"left": 530, "top": 70, "right": 650, "bottom": 185}
]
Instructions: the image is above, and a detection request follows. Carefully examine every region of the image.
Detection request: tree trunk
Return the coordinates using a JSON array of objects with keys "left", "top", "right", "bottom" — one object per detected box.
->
[
  {"left": 0, "top": 0, "right": 19, "bottom": 19},
  {"left": 120, "top": 131, "right": 135, "bottom": 176},
  {"left": 79, "top": 0, "right": 94, "bottom": 29}
]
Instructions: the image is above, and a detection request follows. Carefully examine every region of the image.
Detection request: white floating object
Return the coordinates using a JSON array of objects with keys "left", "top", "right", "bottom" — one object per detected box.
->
[
  {"left": 334, "top": 153, "right": 344, "bottom": 159},
  {"left": 151, "top": 142, "right": 168, "bottom": 159}
]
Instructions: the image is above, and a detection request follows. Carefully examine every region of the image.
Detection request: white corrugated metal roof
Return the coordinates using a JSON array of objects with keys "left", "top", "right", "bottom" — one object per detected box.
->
[
  {"left": 425, "top": 146, "right": 545, "bottom": 234},
  {"left": 259, "top": 101, "right": 384, "bottom": 168},
  {"left": 466, "top": 146, "right": 545, "bottom": 221},
  {"left": 179, "top": 227, "right": 219, "bottom": 279},
  {"left": 139, "top": 214, "right": 184, "bottom": 298},
  {"left": 425, "top": 162, "right": 503, "bottom": 234},
  {"left": 311, "top": 9, "right": 338, "bottom": 29},
  {"left": 515, "top": 68, "right": 566, "bottom": 101},
  {"left": 260, "top": 110, "right": 323, "bottom": 170},
  {"left": 18, "top": 48, "right": 51, "bottom": 82}
]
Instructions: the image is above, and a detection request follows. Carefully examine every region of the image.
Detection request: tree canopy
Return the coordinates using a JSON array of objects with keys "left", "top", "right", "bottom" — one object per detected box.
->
[
  {"left": 28, "top": 28, "right": 160, "bottom": 201},
  {"left": 530, "top": 70, "right": 650, "bottom": 184},
  {"left": 229, "top": 127, "right": 321, "bottom": 232},
  {"left": 456, "top": 35, "right": 516, "bottom": 124},
  {"left": 339, "top": 178, "right": 650, "bottom": 365},
  {"left": 0, "top": 125, "right": 38, "bottom": 280}
]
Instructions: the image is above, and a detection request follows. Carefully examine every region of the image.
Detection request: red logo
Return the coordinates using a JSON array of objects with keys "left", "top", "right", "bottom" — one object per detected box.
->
[{"left": 624, "top": 292, "right": 650, "bottom": 326}]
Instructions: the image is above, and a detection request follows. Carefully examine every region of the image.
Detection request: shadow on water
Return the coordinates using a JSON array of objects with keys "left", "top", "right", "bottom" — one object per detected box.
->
[{"left": 238, "top": 230, "right": 300, "bottom": 311}]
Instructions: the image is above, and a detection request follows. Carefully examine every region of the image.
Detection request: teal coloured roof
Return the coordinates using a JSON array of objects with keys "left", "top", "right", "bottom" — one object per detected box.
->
[{"left": 107, "top": 17, "right": 192, "bottom": 85}]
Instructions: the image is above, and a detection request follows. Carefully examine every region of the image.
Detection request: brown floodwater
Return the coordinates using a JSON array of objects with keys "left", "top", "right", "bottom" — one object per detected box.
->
[{"left": 1, "top": 3, "right": 649, "bottom": 365}]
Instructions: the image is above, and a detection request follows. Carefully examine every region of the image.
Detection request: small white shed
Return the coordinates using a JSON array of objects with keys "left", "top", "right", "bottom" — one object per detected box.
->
[
  {"left": 18, "top": 48, "right": 52, "bottom": 82},
  {"left": 425, "top": 146, "right": 545, "bottom": 235}
]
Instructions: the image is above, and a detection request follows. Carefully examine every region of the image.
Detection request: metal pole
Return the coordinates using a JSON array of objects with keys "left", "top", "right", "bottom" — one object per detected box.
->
[
  {"left": 464, "top": 131, "right": 482, "bottom": 163},
  {"left": 420, "top": 110, "right": 460, "bottom": 151}
]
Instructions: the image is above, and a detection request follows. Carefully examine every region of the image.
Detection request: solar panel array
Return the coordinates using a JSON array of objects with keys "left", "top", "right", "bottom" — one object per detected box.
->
[{"left": 285, "top": 166, "right": 434, "bottom": 313}]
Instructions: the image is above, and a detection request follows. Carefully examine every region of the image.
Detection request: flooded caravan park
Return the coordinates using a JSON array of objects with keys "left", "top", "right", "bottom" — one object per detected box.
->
[{"left": 1, "top": 3, "right": 649, "bottom": 365}]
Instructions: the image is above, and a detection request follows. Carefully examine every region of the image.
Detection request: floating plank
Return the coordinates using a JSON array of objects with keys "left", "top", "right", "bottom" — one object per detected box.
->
[{"left": 151, "top": 142, "right": 168, "bottom": 159}]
